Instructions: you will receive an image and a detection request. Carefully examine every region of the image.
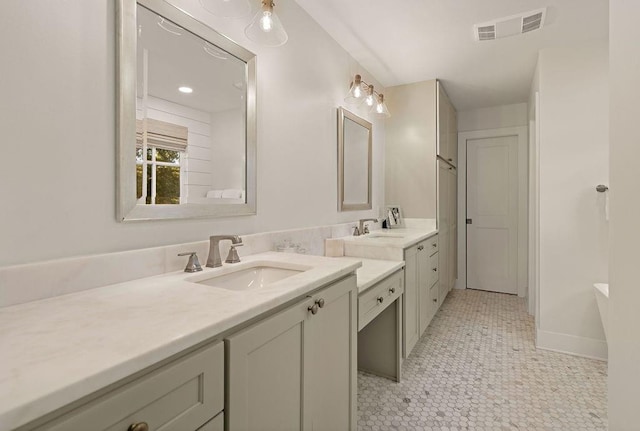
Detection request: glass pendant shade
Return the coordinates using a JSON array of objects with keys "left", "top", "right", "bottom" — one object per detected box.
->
[
  {"left": 344, "top": 74, "right": 365, "bottom": 104},
  {"left": 244, "top": 0, "right": 288, "bottom": 47},
  {"left": 363, "top": 85, "right": 375, "bottom": 107},
  {"left": 371, "top": 94, "right": 391, "bottom": 118},
  {"left": 200, "top": 0, "right": 251, "bottom": 18}
]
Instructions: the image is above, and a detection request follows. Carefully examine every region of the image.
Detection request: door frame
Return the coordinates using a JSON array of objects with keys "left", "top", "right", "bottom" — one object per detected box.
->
[{"left": 457, "top": 126, "right": 528, "bottom": 297}]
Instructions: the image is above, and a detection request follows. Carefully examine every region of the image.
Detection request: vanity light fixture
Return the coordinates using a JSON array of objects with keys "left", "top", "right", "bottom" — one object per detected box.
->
[
  {"left": 178, "top": 86, "right": 193, "bottom": 94},
  {"left": 200, "top": 0, "right": 251, "bottom": 18},
  {"left": 345, "top": 74, "right": 391, "bottom": 118},
  {"left": 245, "top": 0, "right": 288, "bottom": 47}
]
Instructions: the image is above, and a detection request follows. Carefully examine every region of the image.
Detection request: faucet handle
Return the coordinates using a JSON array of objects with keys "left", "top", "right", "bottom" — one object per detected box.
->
[
  {"left": 225, "top": 243, "right": 243, "bottom": 264},
  {"left": 178, "top": 252, "right": 203, "bottom": 273},
  {"left": 363, "top": 225, "right": 370, "bottom": 234},
  {"left": 353, "top": 226, "right": 360, "bottom": 236}
]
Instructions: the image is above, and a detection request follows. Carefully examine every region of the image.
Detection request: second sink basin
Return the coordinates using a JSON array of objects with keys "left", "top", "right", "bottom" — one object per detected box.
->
[
  {"left": 190, "top": 263, "right": 309, "bottom": 291},
  {"left": 366, "top": 233, "right": 406, "bottom": 239}
]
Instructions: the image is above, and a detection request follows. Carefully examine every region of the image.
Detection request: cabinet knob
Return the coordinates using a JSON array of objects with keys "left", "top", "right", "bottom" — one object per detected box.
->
[
  {"left": 432, "top": 268, "right": 437, "bottom": 272},
  {"left": 128, "top": 423, "right": 149, "bottom": 431},
  {"left": 308, "top": 303, "right": 319, "bottom": 315},
  {"left": 377, "top": 296, "right": 384, "bottom": 304},
  {"left": 432, "top": 243, "right": 437, "bottom": 248},
  {"left": 315, "top": 298, "right": 325, "bottom": 308},
  {"left": 433, "top": 298, "right": 438, "bottom": 303},
  {"left": 389, "top": 287, "right": 396, "bottom": 294},
  {"left": 417, "top": 245, "right": 424, "bottom": 251}
]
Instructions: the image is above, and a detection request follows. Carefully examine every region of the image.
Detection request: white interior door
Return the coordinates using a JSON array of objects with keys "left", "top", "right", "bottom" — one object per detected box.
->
[{"left": 467, "top": 135, "right": 518, "bottom": 294}]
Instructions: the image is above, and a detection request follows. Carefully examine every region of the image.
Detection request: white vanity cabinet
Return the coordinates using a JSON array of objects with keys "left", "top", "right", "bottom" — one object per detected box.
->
[
  {"left": 32, "top": 342, "right": 225, "bottom": 431},
  {"left": 403, "top": 235, "right": 439, "bottom": 358},
  {"left": 225, "top": 275, "right": 357, "bottom": 431}
]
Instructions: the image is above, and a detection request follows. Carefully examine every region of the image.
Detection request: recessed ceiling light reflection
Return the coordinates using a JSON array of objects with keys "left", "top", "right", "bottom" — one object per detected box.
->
[{"left": 178, "top": 86, "right": 193, "bottom": 94}]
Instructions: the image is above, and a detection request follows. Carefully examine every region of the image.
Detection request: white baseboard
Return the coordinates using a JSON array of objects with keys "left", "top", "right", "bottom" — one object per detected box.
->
[{"left": 536, "top": 329, "right": 608, "bottom": 361}]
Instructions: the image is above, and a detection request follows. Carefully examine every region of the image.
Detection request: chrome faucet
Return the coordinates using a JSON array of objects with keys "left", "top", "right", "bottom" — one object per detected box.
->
[
  {"left": 207, "top": 235, "right": 243, "bottom": 268},
  {"left": 358, "top": 218, "right": 378, "bottom": 235}
]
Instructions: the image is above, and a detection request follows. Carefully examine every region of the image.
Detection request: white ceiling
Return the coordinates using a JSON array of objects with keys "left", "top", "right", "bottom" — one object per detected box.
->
[{"left": 294, "top": 0, "right": 609, "bottom": 111}]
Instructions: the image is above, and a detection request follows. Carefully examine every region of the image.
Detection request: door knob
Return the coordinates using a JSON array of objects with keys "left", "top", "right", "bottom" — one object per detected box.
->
[
  {"left": 315, "top": 298, "right": 325, "bottom": 308},
  {"left": 377, "top": 296, "right": 384, "bottom": 304},
  {"left": 389, "top": 287, "right": 396, "bottom": 294}
]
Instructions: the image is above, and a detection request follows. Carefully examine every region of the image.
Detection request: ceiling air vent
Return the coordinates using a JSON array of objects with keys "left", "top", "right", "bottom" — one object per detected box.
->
[
  {"left": 477, "top": 25, "right": 496, "bottom": 41},
  {"left": 474, "top": 7, "right": 547, "bottom": 41}
]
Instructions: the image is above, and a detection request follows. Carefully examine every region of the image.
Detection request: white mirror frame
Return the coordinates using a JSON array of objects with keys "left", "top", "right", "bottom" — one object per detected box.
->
[
  {"left": 116, "top": 0, "right": 257, "bottom": 221},
  {"left": 337, "top": 107, "right": 372, "bottom": 211}
]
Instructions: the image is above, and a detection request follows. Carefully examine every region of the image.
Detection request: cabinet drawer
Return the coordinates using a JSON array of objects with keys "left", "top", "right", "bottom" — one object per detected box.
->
[
  {"left": 427, "top": 235, "right": 439, "bottom": 256},
  {"left": 429, "top": 252, "right": 439, "bottom": 286},
  {"left": 40, "top": 342, "right": 224, "bottom": 431},
  {"left": 359, "top": 270, "right": 404, "bottom": 331}
]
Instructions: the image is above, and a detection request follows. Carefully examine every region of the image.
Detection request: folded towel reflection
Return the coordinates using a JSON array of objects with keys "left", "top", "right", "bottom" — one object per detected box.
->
[{"left": 222, "top": 189, "right": 244, "bottom": 199}]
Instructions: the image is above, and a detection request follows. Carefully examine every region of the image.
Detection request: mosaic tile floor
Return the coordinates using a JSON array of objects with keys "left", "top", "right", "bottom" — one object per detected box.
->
[{"left": 357, "top": 289, "right": 608, "bottom": 430}]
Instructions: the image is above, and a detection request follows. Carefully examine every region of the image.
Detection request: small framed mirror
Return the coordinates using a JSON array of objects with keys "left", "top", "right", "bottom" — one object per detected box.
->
[
  {"left": 117, "top": 0, "right": 256, "bottom": 221},
  {"left": 338, "top": 107, "right": 372, "bottom": 211}
]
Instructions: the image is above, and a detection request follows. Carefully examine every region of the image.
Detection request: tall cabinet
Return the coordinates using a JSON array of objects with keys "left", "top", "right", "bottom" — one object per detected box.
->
[
  {"left": 437, "top": 82, "right": 458, "bottom": 298},
  {"left": 386, "top": 79, "right": 458, "bottom": 314}
]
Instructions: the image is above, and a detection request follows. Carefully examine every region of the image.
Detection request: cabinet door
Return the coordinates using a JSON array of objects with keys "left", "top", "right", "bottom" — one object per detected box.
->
[
  {"left": 437, "top": 82, "right": 450, "bottom": 161},
  {"left": 403, "top": 245, "right": 420, "bottom": 358},
  {"left": 226, "top": 297, "right": 310, "bottom": 431},
  {"left": 226, "top": 276, "right": 357, "bottom": 431},
  {"left": 305, "top": 275, "right": 357, "bottom": 431},
  {"left": 417, "top": 242, "right": 431, "bottom": 336},
  {"left": 448, "top": 168, "right": 458, "bottom": 291},
  {"left": 448, "top": 102, "right": 458, "bottom": 166},
  {"left": 438, "top": 162, "right": 450, "bottom": 304}
]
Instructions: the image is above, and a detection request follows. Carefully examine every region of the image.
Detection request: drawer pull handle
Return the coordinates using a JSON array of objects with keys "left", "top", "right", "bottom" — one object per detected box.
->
[
  {"left": 377, "top": 296, "right": 384, "bottom": 304},
  {"left": 315, "top": 298, "right": 325, "bottom": 308},
  {"left": 308, "top": 303, "right": 319, "bottom": 315},
  {"left": 389, "top": 287, "right": 396, "bottom": 294},
  {"left": 432, "top": 268, "right": 437, "bottom": 272},
  {"left": 128, "top": 423, "right": 149, "bottom": 431},
  {"left": 417, "top": 245, "right": 424, "bottom": 251}
]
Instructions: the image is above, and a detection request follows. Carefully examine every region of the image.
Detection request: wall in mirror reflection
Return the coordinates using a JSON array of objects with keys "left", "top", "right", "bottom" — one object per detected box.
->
[{"left": 136, "top": 3, "right": 247, "bottom": 206}]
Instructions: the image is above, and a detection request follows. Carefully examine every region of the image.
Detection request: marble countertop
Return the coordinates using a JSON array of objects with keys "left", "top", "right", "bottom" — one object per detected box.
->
[
  {"left": 332, "top": 257, "right": 405, "bottom": 294},
  {"left": 0, "top": 252, "right": 361, "bottom": 430},
  {"left": 344, "top": 226, "right": 439, "bottom": 249}
]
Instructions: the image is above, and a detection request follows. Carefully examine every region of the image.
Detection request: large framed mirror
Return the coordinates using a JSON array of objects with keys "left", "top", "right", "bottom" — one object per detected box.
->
[
  {"left": 338, "top": 107, "right": 372, "bottom": 211},
  {"left": 117, "top": 0, "right": 256, "bottom": 221}
]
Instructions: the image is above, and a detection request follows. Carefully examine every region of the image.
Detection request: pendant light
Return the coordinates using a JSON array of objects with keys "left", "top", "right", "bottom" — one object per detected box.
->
[
  {"left": 245, "top": 0, "right": 288, "bottom": 47},
  {"left": 364, "top": 84, "right": 375, "bottom": 107},
  {"left": 344, "top": 74, "right": 364, "bottom": 105},
  {"left": 371, "top": 94, "right": 391, "bottom": 118},
  {"left": 200, "top": 0, "right": 251, "bottom": 18}
]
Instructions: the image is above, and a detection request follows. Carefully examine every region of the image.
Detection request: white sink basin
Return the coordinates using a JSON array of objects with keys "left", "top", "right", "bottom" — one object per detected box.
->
[
  {"left": 190, "top": 263, "right": 308, "bottom": 291},
  {"left": 365, "top": 233, "right": 406, "bottom": 239}
]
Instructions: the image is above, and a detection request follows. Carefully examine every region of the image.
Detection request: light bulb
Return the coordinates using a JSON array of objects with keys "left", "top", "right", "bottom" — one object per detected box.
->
[
  {"left": 260, "top": 11, "right": 273, "bottom": 31},
  {"left": 354, "top": 85, "right": 362, "bottom": 98},
  {"left": 376, "top": 103, "right": 384, "bottom": 114}
]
